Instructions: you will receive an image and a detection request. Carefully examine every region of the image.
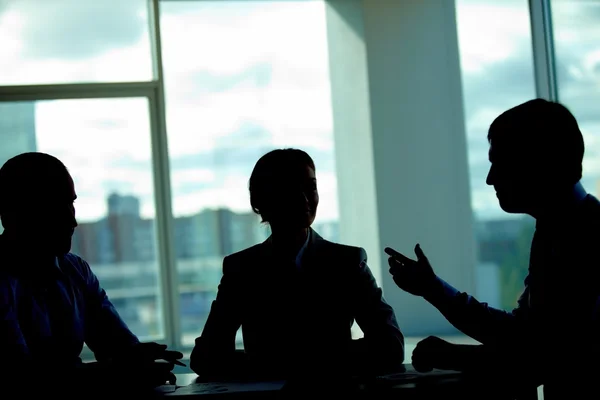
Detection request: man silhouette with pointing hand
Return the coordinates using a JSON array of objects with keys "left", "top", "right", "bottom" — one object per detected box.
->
[{"left": 386, "top": 99, "right": 600, "bottom": 398}]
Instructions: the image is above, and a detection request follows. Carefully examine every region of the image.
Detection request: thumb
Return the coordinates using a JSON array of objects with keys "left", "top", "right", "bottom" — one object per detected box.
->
[{"left": 414, "top": 244, "right": 427, "bottom": 262}]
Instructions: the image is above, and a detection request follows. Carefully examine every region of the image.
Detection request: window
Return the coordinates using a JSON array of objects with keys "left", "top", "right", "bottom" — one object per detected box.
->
[
  {"left": 0, "top": 0, "right": 153, "bottom": 85},
  {"left": 455, "top": 0, "right": 537, "bottom": 310},
  {"left": 0, "top": 0, "right": 590, "bottom": 365},
  {"left": 551, "top": 0, "right": 600, "bottom": 196},
  {"left": 158, "top": 0, "right": 340, "bottom": 346},
  {"left": 0, "top": 98, "right": 164, "bottom": 340}
]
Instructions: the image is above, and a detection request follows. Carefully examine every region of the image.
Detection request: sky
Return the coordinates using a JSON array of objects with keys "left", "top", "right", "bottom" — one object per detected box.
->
[
  {"left": 457, "top": 0, "right": 600, "bottom": 219},
  {"left": 0, "top": 0, "right": 599, "bottom": 223}
]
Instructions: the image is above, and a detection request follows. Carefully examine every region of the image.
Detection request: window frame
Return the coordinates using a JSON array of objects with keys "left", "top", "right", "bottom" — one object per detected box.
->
[
  {"left": 0, "top": 0, "right": 182, "bottom": 353},
  {"left": 0, "top": 0, "right": 562, "bottom": 355}
]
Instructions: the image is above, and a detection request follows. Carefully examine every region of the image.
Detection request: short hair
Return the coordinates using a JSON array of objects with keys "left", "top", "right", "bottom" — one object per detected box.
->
[
  {"left": 248, "top": 148, "right": 316, "bottom": 222},
  {"left": 488, "top": 98, "right": 584, "bottom": 184},
  {"left": 0, "top": 152, "right": 69, "bottom": 216}
]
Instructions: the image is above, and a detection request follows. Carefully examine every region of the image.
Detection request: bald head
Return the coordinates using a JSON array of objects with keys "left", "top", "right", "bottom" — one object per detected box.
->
[{"left": 0, "top": 152, "right": 77, "bottom": 256}]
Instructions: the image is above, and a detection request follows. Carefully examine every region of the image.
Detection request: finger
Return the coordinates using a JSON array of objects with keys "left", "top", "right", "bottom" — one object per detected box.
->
[
  {"left": 388, "top": 261, "right": 404, "bottom": 276},
  {"left": 388, "top": 257, "right": 403, "bottom": 270},
  {"left": 414, "top": 244, "right": 427, "bottom": 261},
  {"left": 168, "top": 373, "right": 177, "bottom": 386},
  {"left": 159, "top": 362, "right": 175, "bottom": 372},
  {"left": 412, "top": 350, "right": 434, "bottom": 373},
  {"left": 384, "top": 247, "right": 414, "bottom": 264},
  {"left": 142, "top": 342, "right": 167, "bottom": 349},
  {"left": 416, "top": 336, "right": 436, "bottom": 348},
  {"left": 163, "top": 350, "right": 184, "bottom": 360},
  {"left": 139, "top": 342, "right": 167, "bottom": 357},
  {"left": 412, "top": 361, "right": 433, "bottom": 373}
]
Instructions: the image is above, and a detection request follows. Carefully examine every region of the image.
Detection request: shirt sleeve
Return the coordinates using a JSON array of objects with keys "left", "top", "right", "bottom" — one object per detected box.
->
[
  {"left": 190, "top": 255, "right": 243, "bottom": 376},
  {"left": 70, "top": 256, "right": 140, "bottom": 361},
  {"left": 0, "top": 279, "right": 31, "bottom": 363},
  {"left": 423, "top": 275, "right": 527, "bottom": 346},
  {"left": 352, "top": 248, "right": 405, "bottom": 367}
]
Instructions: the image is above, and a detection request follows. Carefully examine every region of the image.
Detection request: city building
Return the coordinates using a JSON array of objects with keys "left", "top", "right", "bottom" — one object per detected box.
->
[{"left": 0, "top": 101, "right": 37, "bottom": 167}]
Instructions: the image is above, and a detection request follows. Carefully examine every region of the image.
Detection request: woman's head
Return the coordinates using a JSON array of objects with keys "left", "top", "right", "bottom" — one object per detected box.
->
[{"left": 249, "top": 148, "right": 318, "bottom": 230}]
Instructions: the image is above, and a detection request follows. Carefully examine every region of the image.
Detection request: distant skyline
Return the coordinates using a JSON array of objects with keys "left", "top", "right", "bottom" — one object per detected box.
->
[{"left": 0, "top": 1, "right": 598, "bottom": 222}]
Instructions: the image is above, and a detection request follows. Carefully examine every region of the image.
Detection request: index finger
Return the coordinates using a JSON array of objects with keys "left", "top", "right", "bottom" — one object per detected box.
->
[
  {"left": 163, "top": 350, "right": 184, "bottom": 360},
  {"left": 384, "top": 247, "right": 413, "bottom": 264}
]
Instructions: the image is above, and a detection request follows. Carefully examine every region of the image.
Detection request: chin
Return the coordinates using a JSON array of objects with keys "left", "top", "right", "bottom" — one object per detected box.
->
[
  {"left": 56, "top": 241, "right": 72, "bottom": 256},
  {"left": 498, "top": 198, "right": 525, "bottom": 214}
]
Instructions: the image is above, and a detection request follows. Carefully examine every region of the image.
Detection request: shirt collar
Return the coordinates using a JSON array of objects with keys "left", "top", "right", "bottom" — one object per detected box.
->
[
  {"left": 0, "top": 234, "right": 64, "bottom": 278},
  {"left": 53, "top": 256, "right": 62, "bottom": 274},
  {"left": 536, "top": 181, "right": 588, "bottom": 230},
  {"left": 573, "top": 181, "right": 587, "bottom": 202},
  {"left": 295, "top": 229, "right": 311, "bottom": 268}
]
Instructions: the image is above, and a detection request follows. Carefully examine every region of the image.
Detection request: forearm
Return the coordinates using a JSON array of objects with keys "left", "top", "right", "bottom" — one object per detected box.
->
[
  {"left": 424, "top": 277, "right": 517, "bottom": 344},
  {"left": 348, "top": 336, "right": 404, "bottom": 373}
]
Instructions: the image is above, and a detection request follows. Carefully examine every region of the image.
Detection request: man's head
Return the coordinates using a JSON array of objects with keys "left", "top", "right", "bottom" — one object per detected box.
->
[
  {"left": 486, "top": 99, "right": 584, "bottom": 214},
  {"left": 249, "top": 148, "right": 319, "bottom": 231},
  {"left": 0, "top": 152, "right": 78, "bottom": 256}
]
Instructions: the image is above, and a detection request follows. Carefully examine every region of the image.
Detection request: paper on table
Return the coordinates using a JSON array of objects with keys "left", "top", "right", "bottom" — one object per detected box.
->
[{"left": 167, "top": 381, "right": 286, "bottom": 395}]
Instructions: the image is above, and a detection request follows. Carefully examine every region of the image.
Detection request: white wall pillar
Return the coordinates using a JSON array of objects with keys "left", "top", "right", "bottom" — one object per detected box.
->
[{"left": 326, "top": 0, "right": 477, "bottom": 336}]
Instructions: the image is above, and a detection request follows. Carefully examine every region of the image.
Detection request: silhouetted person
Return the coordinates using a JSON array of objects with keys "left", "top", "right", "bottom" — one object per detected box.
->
[
  {"left": 190, "top": 148, "right": 404, "bottom": 381},
  {"left": 0, "top": 152, "right": 183, "bottom": 393},
  {"left": 387, "top": 99, "right": 600, "bottom": 398}
]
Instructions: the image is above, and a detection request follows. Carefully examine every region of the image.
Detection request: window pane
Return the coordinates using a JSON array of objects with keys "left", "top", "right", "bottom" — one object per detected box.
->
[
  {"left": 0, "top": 0, "right": 153, "bottom": 85},
  {"left": 552, "top": 0, "right": 600, "bottom": 196},
  {"left": 0, "top": 98, "right": 164, "bottom": 340},
  {"left": 159, "top": 0, "right": 340, "bottom": 347},
  {"left": 456, "top": 0, "right": 537, "bottom": 310}
]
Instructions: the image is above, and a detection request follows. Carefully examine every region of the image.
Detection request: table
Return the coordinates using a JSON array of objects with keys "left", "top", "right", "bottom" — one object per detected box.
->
[{"left": 155, "top": 365, "right": 526, "bottom": 399}]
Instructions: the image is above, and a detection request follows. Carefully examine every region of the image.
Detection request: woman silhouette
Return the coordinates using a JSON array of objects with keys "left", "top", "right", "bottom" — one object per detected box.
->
[{"left": 190, "top": 148, "right": 404, "bottom": 380}]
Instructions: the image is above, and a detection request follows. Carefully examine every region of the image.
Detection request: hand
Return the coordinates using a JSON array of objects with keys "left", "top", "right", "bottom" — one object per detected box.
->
[
  {"left": 123, "top": 342, "right": 185, "bottom": 366},
  {"left": 77, "top": 360, "right": 177, "bottom": 390},
  {"left": 385, "top": 244, "right": 437, "bottom": 297},
  {"left": 411, "top": 336, "right": 456, "bottom": 373},
  {"left": 138, "top": 361, "right": 177, "bottom": 387},
  {"left": 110, "top": 360, "right": 177, "bottom": 388}
]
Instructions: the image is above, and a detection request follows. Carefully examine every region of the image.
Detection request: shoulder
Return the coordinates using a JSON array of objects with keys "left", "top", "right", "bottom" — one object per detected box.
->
[
  {"left": 222, "top": 243, "right": 265, "bottom": 274},
  {"left": 320, "top": 240, "right": 366, "bottom": 260},
  {"left": 576, "top": 195, "right": 600, "bottom": 237},
  {"left": 0, "top": 270, "right": 16, "bottom": 306},
  {"left": 583, "top": 194, "right": 600, "bottom": 216},
  {"left": 312, "top": 234, "right": 367, "bottom": 266},
  {"left": 58, "top": 253, "right": 95, "bottom": 283}
]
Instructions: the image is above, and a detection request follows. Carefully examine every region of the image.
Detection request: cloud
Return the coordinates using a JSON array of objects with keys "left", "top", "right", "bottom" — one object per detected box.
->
[
  {"left": 456, "top": 0, "right": 597, "bottom": 219},
  {"left": 7, "top": 0, "right": 599, "bottom": 225},
  {"left": 14, "top": 1, "right": 339, "bottom": 224},
  {"left": 0, "top": 0, "right": 153, "bottom": 84},
  {"left": 456, "top": 0, "right": 533, "bottom": 74},
  {"left": 7, "top": 0, "right": 148, "bottom": 60},
  {"left": 457, "top": 4, "right": 537, "bottom": 219}
]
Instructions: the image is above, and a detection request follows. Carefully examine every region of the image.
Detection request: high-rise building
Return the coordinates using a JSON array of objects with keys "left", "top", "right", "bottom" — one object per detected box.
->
[
  {"left": 0, "top": 102, "right": 37, "bottom": 234},
  {"left": 0, "top": 102, "right": 37, "bottom": 167}
]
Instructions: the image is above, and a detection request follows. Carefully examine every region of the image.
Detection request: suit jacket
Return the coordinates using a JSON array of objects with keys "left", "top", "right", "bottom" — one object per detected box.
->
[
  {"left": 425, "top": 193, "right": 600, "bottom": 398},
  {"left": 190, "top": 229, "right": 404, "bottom": 379}
]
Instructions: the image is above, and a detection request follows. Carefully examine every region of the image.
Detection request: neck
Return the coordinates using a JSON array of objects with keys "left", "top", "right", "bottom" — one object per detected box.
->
[
  {"left": 530, "top": 181, "right": 587, "bottom": 220},
  {"left": 270, "top": 226, "right": 309, "bottom": 256},
  {"left": 2, "top": 231, "right": 56, "bottom": 264}
]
